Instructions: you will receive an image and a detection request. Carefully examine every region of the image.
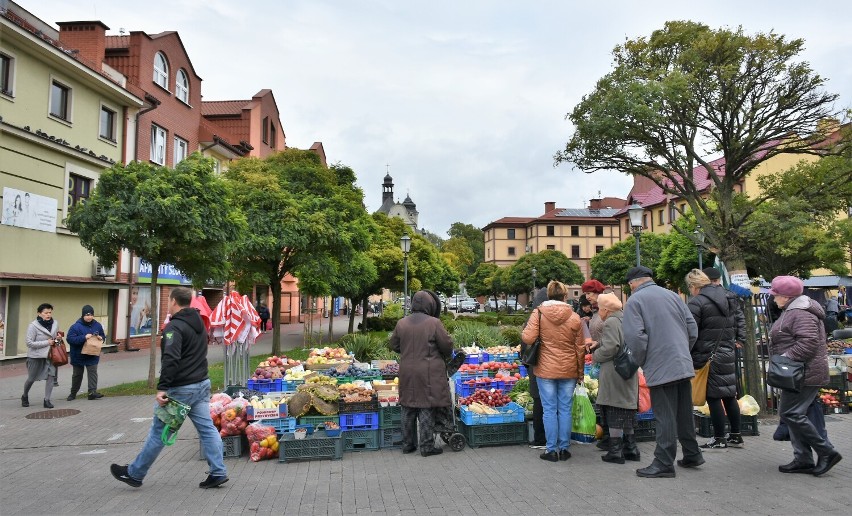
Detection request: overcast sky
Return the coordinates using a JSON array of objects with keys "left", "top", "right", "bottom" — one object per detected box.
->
[{"left": 27, "top": 0, "right": 852, "bottom": 237}]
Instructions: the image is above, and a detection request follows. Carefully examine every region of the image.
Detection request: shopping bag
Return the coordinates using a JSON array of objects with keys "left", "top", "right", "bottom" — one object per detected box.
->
[
  {"left": 637, "top": 370, "right": 651, "bottom": 413},
  {"left": 571, "top": 384, "right": 597, "bottom": 437},
  {"left": 81, "top": 335, "right": 103, "bottom": 356},
  {"left": 155, "top": 398, "right": 191, "bottom": 446},
  {"left": 691, "top": 361, "right": 710, "bottom": 406},
  {"left": 738, "top": 395, "right": 760, "bottom": 416}
]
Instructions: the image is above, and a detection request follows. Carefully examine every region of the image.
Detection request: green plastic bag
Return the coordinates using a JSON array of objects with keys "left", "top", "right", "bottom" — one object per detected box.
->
[
  {"left": 155, "top": 398, "right": 191, "bottom": 446},
  {"left": 571, "top": 384, "right": 597, "bottom": 437}
]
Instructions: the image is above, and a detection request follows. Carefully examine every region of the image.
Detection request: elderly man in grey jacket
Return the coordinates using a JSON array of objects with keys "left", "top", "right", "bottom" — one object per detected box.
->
[{"left": 623, "top": 266, "right": 703, "bottom": 478}]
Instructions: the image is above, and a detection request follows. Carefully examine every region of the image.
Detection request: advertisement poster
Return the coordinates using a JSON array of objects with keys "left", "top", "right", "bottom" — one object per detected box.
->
[
  {"left": 1, "top": 187, "right": 58, "bottom": 233},
  {"left": 0, "top": 287, "right": 6, "bottom": 355},
  {"left": 129, "top": 285, "right": 154, "bottom": 336},
  {"left": 138, "top": 260, "right": 191, "bottom": 285}
]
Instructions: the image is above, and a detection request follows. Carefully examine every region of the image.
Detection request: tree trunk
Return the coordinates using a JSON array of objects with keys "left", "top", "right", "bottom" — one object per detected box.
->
[
  {"left": 270, "top": 276, "right": 282, "bottom": 357},
  {"left": 348, "top": 298, "right": 356, "bottom": 334},
  {"left": 361, "top": 298, "right": 369, "bottom": 331},
  {"left": 146, "top": 266, "right": 160, "bottom": 389},
  {"left": 328, "top": 295, "right": 335, "bottom": 341}
]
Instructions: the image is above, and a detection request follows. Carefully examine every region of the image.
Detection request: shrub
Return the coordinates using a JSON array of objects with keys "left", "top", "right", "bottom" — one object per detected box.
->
[{"left": 499, "top": 326, "right": 523, "bottom": 345}]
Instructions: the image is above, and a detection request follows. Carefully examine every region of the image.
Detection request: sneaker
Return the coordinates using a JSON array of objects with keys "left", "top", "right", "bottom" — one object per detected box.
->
[
  {"left": 726, "top": 433, "right": 744, "bottom": 448},
  {"left": 558, "top": 449, "right": 571, "bottom": 461},
  {"left": 67, "top": 393, "right": 77, "bottom": 401},
  {"left": 199, "top": 474, "right": 229, "bottom": 489},
  {"left": 528, "top": 445, "right": 548, "bottom": 450},
  {"left": 110, "top": 464, "right": 142, "bottom": 488},
  {"left": 699, "top": 437, "right": 727, "bottom": 450},
  {"left": 88, "top": 392, "right": 104, "bottom": 400}
]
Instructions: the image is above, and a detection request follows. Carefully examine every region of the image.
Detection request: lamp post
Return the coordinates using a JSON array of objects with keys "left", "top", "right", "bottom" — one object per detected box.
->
[
  {"left": 400, "top": 234, "right": 411, "bottom": 316},
  {"left": 694, "top": 225, "right": 705, "bottom": 269},
  {"left": 627, "top": 203, "right": 644, "bottom": 266},
  {"left": 531, "top": 267, "right": 537, "bottom": 306}
]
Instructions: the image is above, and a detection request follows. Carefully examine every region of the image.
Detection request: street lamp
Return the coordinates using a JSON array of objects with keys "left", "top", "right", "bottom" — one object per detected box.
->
[
  {"left": 400, "top": 234, "right": 411, "bottom": 316},
  {"left": 694, "top": 225, "right": 705, "bottom": 269},
  {"left": 627, "top": 203, "right": 644, "bottom": 266},
  {"left": 531, "top": 267, "right": 537, "bottom": 306}
]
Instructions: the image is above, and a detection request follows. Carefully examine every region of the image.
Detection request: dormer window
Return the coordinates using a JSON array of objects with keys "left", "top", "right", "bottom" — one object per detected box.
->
[
  {"left": 153, "top": 52, "right": 168, "bottom": 89},
  {"left": 175, "top": 69, "right": 189, "bottom": 103}
]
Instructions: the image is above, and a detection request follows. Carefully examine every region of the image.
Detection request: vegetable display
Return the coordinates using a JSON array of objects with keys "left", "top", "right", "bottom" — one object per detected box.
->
[{"left": 459, "top": 388, "right": 511, "bottom": 408}]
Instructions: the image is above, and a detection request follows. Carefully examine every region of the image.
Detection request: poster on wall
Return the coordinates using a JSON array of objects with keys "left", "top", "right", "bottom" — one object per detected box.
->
[
  {"left": 0, "top": 287, "right": 6, "bottom": 355},
  {"left": 129, "top": 286, "right": 155, "bottom": 336},
  {"left": 1, "top": 187, "right": 58, "bottom": 233}
]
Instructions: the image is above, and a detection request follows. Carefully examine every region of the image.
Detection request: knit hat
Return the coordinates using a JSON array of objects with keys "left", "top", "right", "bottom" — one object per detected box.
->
[
  {"left": 596, "top": 292, "right": 622, "bottom": 312},
  {"left": 768, "top": 276, "right": 803, "bottom": 297},
  {"left": 625, "top": 266, "right": 653, "bottom": 283},
  {"left": 702, "top": 267, "right": 721, "bottom": 280},
  {"left": 581, "top": 279, "right": 606, "bottom": 293},
  {"left": 82, "top": 305, "right": 95, "bottom": 316}
]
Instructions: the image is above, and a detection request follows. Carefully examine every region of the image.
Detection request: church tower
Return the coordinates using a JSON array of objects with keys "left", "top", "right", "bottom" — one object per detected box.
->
[{"left": 382, "top": 173, "right": 394, "bottom": 204}]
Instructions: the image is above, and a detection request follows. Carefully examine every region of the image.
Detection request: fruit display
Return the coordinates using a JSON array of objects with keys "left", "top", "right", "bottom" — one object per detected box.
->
[
  {"left": 326, "top": 364, "right": 380, "bottom": 379},
  {"left": 252, "top": 355, "right": 301, "bottom": 381},
  {"left": 465, "top": 402, "right": 501, "bottom": 415},
  {"left": 305, "top": 374, "right": 337, "bottom": 386},
  {"left": 379, "top": 363, "right": 399, "bottom": 376},
  {"left": 460, "top": 346, "right": 482, "bottom": 355},
  {"left": 249, "top": 396, "right": 285, "bottom": 412},
  {"left": 819, "top": 388, "right": 844, "bottom": 409},
  {"left": 827, "top": 339, "right": 851, "bottom": 355},
  {"left": 246, "top": 422, "right": 278, "bottom": 461},
  {"left": 458, "top": 388, "right": 511, "bottom": 407},
  {"left": 458, "top": 362, "right": 520, "bottom": 374},
  {"left": 484, "top": 346, "right": 514, "bottom": 354},
  {"left": 339, "top": 383, "right": 375, "bottom": 403},
  {"left": 284, "top": 369, "right": 314, "bottom": 381}
]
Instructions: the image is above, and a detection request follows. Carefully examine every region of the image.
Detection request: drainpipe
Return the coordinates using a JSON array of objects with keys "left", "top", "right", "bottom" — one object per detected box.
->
[{"left": 133, "top": 93, "right": 161, "bottom": 162}]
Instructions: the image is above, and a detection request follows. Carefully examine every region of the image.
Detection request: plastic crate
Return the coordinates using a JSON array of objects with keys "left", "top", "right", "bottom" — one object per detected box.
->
[
  {"left": 694, "top": 413, "right": 759, "bottom": 437},
  {"left": 342, "top": 429, "right": 381, "bottom": 451},
  {"left": 379, "top": 405, "right": 402, "bottom": 428},
  {"left": 464, "top": 353, "right": 489, "bottom": 365},
  {"left": 279, "top": 432, "right": 344, "bottom": 462},
  {"left": 456, "top": 370, "right": 489, "bottom": 380},
  {"left": 570, "top": 432, "right": 596, "bottom": 443},
  {"left": 297, "top": 414, "right": 340, "bottom": 428},
  {"left": 459, "top": 402, "right": 525, "bottom": 425},
  {"left": 265, "top": 417, "right": 296, "bottom": 435},
  {"left": 635, "top": 418, "right": 656, "bottom": 442},
  {"left": 489, "top": 352, "right": 519, "bottom": 362},
  {"left": 247, "top": 378, "right": 283, "bottom": 393},
  {"left": 636, "top": 409, "right": 655, "bottom": 421},
  {"left": 281, "top": 379, "right": 304, "bottom": 391},
  {"left": 519, "top": 365, "right": 528, "bottom": 377},
  {"left": 339, "top": 412, "right": 379, "bottom": 430},
  {"left": 459, "top": 421, "right": 527, "bottom": 448},
  {"left": 339, "top": 398, "right": 379, "bottom": 414},
  {"left": 380, "top": 427, "right": 404, "bottom": 449},
  {"left": 199, "top": 434, "right": 246, "bottom": 459}
]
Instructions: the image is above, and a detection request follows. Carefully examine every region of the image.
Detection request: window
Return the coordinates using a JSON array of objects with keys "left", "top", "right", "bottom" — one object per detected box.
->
[
  {"left": 175, "top": 69, "right": 189, "bottom": 103},
  {"left": 99, "top": 106, "right": 116, "bottom": 142},
  {"left": 150, "top": 124, "right": 166, "bottom": 165},
  {"left": 547, "top": 225, "right": 555, "bottom": 236},
  {"left": 174, "top": 136, "right": 189, "bottom": 165},
  {"left": 67, "top": 174, "right": 91, "bottom": 208},
  {"left": 270, "top": 122, "right": 277, "bottom": 148},
  {"left": 669, "top": 204, "right": 677, "bottom": 223},
  {"left": 595, "top": 226, "right": 604, "bottom": 237},
  {"left": 658, "top": 210, "right": 664, "bottom": 225},
  {"left": 487, "top": 248, "right": 490, "bottom": 258},
  {"left": 625, "top": 219, "right": 630, "bottom": 232},
  {"left": 546, "top": 245, "right": 556, "bottom": 250},
  {"left": 595, "top": 245, "right": 604, "bottom": 254},
  {"left": 507, "top": 228, "right": 515, "bottom": 239},
  {"left": 571, "top": 245, "right": 580, "bottom": 258},
  {"left": 643, "top": 214, "right": 648, "bottom": 229},
  {"left": 1, "top": 52, "right": 14, "bottom": 96},
  {"left": 507, "top": 246, "right": 516, "bottom": 256},
  {"left": 571, "top": 226, "right": 579, "bottom": 236},
  {"left": 153, "top": 52, "right": 168, "bottom": 89},
  {"left": 211, "top": 158, "right": 221, "bottom": 175},
  {"left": 49, "top": 80, "right": 71, "bottom": 120},
  {"left": 262, "top": 116, "right": 269, "bottom": 144}
]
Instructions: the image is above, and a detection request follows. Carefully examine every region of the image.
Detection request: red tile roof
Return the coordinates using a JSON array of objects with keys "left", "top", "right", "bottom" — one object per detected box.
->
[{"left": 201, "top": 100, "right": 251, "bottom": 116}]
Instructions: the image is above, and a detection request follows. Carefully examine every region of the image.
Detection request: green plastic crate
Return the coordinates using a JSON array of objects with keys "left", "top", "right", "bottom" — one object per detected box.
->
[
  {"left": 694, "top": 413, "right": 759, "bottom": 438},
  {"left": 458, "top": 421, "right": 527, "bottom": 448},
  {"left": 380, "top": 427, "right": 404, "bottom": 448},
  {"left": 199, "top": 434, "right": 246, "bottom": 460},
  {"left": 379, "top": 405, "right": 402, "bottom": 428},
  {"left": 278, "top": 432, "right": 343, "bottom": 462},
  {"left": 297, "top": 414, "right": 340, "bottom": 428},
  {"left": 635, "top": 418, "right": 656, "bottom": 442},
  {"left": 342, "top": 429, "right": 381, "bottom": 451}
]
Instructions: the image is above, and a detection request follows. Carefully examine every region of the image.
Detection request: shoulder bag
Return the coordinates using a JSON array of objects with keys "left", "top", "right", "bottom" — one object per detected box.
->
[
  {"left": 49, "top": 336, "right": 69, "bottom": 367},
  {"left": 767, "top": 354, "right": 805, "bottom": 393},
  {"left": 521, "top": 310, "right": 542, "bottom": 366},
  {"left": 613, "top": 343, "right": 639, "bottom": 380},
  {"left": 691, "top": 335, "right": 722, "bottom": 406}
]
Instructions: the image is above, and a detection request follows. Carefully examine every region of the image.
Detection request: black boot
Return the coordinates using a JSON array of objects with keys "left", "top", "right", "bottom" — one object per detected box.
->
[
  {"left": 623, "top": 434, "right": 641, "bottom": 462},
  {"left": 602, "top": 437, "right": 625, "bottom": 464},
  {"left": 595, "top": 435, "right": 610, "bottom": 451},
  {"left": 43, "top": 399, "right": 54, "bottom": 409},
  {"left": 21, "top": 394, "right": 29, "bottom": 407},
  {"left": 67, "top": 392, "right": 77, "bottom": 401}
]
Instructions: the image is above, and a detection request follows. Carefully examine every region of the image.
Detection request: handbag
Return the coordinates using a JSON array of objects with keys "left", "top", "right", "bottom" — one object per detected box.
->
[
  {"left": 521, "top": 310, "right": 542, "bottom": 366},
  {"left": 691, "top": 333, "right": 723, "bottom": 406},
  {"left": 81, "top": 335, "right": 103, "bottom": 356},
  {"left": 767, "top": 354, "right": 805, "bottom": 393},
  {"left": 613, "top": 343, "right": 639, "bottom": 380},
  {"left": 49, "top": 336, "right": 69, "bottom": 367},
  {"left": 155, "top": 397, "right": 192, "bottom": 446}
]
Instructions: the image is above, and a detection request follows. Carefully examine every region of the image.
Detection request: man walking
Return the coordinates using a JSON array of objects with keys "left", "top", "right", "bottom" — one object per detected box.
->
[
  {"left": 111, "top": 287, "right": 228, "bottom": 489},
  {"left": 622, "top": 266, "right": 703, "bottom": 478}
]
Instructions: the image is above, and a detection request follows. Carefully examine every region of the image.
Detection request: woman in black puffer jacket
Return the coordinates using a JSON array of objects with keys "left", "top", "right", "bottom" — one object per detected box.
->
[{"left": 686, "top": 269, "right": 741, "bottom": 450}]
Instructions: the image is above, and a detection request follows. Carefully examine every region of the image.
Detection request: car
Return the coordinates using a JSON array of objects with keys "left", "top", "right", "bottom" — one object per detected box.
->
[
  {"left": 458, "top": 300, "right": 478, "bottom": 313},
  {"left": 484, "top": 299, "right": 507, "bottom": 312}
]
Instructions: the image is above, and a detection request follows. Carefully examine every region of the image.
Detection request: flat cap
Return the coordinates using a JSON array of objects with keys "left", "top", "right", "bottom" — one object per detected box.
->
[{"left": 625, "top": 266, "right": 653, "bottom": 284}]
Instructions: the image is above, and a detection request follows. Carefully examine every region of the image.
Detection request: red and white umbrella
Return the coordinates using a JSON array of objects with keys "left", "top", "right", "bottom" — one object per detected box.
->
[{"left": 209, "top": 291, "right": 260, "bottom": 387}]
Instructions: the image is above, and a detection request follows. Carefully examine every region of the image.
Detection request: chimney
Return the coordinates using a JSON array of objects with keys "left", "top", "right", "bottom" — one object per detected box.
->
[
  {"left": 544, "top": 201, "right": 556, "bottom": 213},
  {"left": 589, "top": 198, "right": 602, "bottom": 210},
  {"left": 57, "top": 21, "right": 109, "bottom": 69}
]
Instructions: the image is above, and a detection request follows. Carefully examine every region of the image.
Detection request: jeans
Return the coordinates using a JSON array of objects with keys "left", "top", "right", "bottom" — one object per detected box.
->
[
  {"left": 536, "top": 378, "right": 577, "bottom": 453},
  {"left": 128, "top": 379, "right": 226, "bottom": 481}
]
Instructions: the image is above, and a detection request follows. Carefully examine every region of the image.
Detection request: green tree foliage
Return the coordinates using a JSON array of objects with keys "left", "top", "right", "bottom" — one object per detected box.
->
[
  {"left": 590, "top": 233, "right": 669, "bottom": 289},
  {"left": 505, "top": 250, "right": 584, "bottom": 297},
  {"left": 421, "top": 229, "right": 445, "bottom": 248},
  {"left": 556, "top": 20, "right": 841, "bottom": 272},
  {"left": 441, "top": 237, "right": 475, "bottom": 279},
  {"left": 466, "top": 263, "right": 505, "bottom": 309},
  {"left": 448, "top": 222, "right": 485, "bottom": 275},
  {"left": 656, "top": 216, "right": 710, "bottom": 291},
  {"left": 66, "top": 154, "right": 243, "bottom": 387}
]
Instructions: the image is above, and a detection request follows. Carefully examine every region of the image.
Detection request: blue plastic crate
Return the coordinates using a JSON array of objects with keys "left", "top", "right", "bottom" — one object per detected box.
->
[
  {"left": 266, "top": 417, "right": 296, "bottom": 435},
  {"left": 342, "top": 429, "right": 381, "bottom": 451},
  {"left": 489, "top": 352, "right": 519, "bottom": 362},
  {"left": 519, "top": 365, "right": 528, "bottom": 377},
  {"left": 571, "top": 432, "right": 596, "bottom": 443},
  {"left": 339, "top": 412, "right": 379, "bottom": 430},
  {"left": 247, "top": 378, "right": 283, "bottom": 393},
  {"left": 281, "top": 379, "right": 304, "bottom": 391},
  {"left": 636, "top": 409, "right": 655, "bottom": 421},
  {"left": 459, "top": 402, "right": 525, "bottom": 425},
  {"left": 464, "top": 353, "right": 489, "bottom": 365}
]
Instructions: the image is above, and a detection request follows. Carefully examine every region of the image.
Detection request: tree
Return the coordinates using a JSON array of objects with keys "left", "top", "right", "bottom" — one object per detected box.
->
[
  {"left": 441, "top": 237, "right": 475, "bottom": 279},
  {"left": 466, "top": 262, "right": 505, "bottom": 309},
  {"left": 66, "top": 154, "right": 243, "bottom": 387},
  {"left": 556, "top": 21, "right": 842, "bottom": 274},
  {"left": 448, "top": 222, "right": 485, "bottom": 275},
  {"left": 656, "top": 217, "right": 709, "bottom": 291},
  {"left": 505, "top": 251, "right": 584, "bottom": 299},
  {"left": 420, "top": 229, "right": 445, "bottom": 248},
  {"left": 225, "top": 151, "right": 372, "bottom": 355},
  {"left": 590, "top": 233, "right": 669, "bottom": 289}
]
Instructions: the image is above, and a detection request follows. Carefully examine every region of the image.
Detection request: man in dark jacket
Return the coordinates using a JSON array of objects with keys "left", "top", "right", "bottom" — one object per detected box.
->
[
  {"left": 111, "top": 287, "right": 228, "bottom": 489},
  {"left": 390, "top": 290, "right": 454, "bottom": 457},
  {"left": 623, "top": 266, "right": 702, "bottom": 478}
]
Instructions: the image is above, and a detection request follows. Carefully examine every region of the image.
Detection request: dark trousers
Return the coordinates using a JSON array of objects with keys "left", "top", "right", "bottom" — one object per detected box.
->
[
  {"left": 531, "top": 395, "right": 545, "bottom": 444},
  {"left": 650, "top": 379, "right": 702, "bottom": 467},
  {"left": 71, "top": 363, "right": 99, "bottom": 395},
  {"left": 780, "top": 386, "right": 835, "bottom": 465},
  {"left": 401, "top": 406, "right": 437, "bottom": 451},
  {"left": 707, "top": 396, "right": 741, "bottom": 437}
]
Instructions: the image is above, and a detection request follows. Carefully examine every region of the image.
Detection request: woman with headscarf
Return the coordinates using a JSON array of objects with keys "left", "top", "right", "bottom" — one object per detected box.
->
[
  {"left": 768, "top": 276, "right": 842, "bottom": 476},
  {"left": 22, "top": 303, "right": 60, "bottom": 408},
  {"left": 66, "top": 304, "right": 106, "bottom": 401},
  {"left": 390, "top": 290, "right": 454, "bottom": 457}
]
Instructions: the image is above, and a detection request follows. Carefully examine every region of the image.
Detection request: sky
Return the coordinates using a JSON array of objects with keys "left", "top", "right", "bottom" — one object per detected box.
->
[{"left": 24, "top": 0, "right": 852, "bottom": 237}]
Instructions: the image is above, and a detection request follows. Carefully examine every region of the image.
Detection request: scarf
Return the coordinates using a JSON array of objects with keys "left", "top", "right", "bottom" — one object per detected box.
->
[{"left": 37, "top": 316, "right": 53, "bottom": 332}]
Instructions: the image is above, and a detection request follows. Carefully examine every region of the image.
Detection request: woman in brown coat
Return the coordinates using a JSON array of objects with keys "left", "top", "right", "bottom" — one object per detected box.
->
[
  {"left": 521, "top": 281, "right": 586, "bottom": 462},
  {"left": 390, "top": 290, "right": 454, "bottom": 457}
]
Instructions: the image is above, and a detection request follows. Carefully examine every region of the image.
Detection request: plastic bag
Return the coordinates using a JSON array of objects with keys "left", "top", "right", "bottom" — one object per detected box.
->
[
  {"left": 588, "top": 362, "right": 600, "bottom": 380},
  {"left": 219, "top": 397, "right": 250, "bottom": 437},
  {"left": 571, "top": 384, "right": 597, "bottom": 436},
  {"left": 246, "top": 422, "right": 278, "bottom": 461},
  {"left": 738, "top": 395, "right": 760, "bottom": 416},
  {"left": 695, "top": 402, "right": 710, "bottom": 416},
  {"left": 637, "top": 370, "right": 651, "bottom": 413},
  {"left": 154, "top": 398, "right": 191, "bottom": 446}
]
